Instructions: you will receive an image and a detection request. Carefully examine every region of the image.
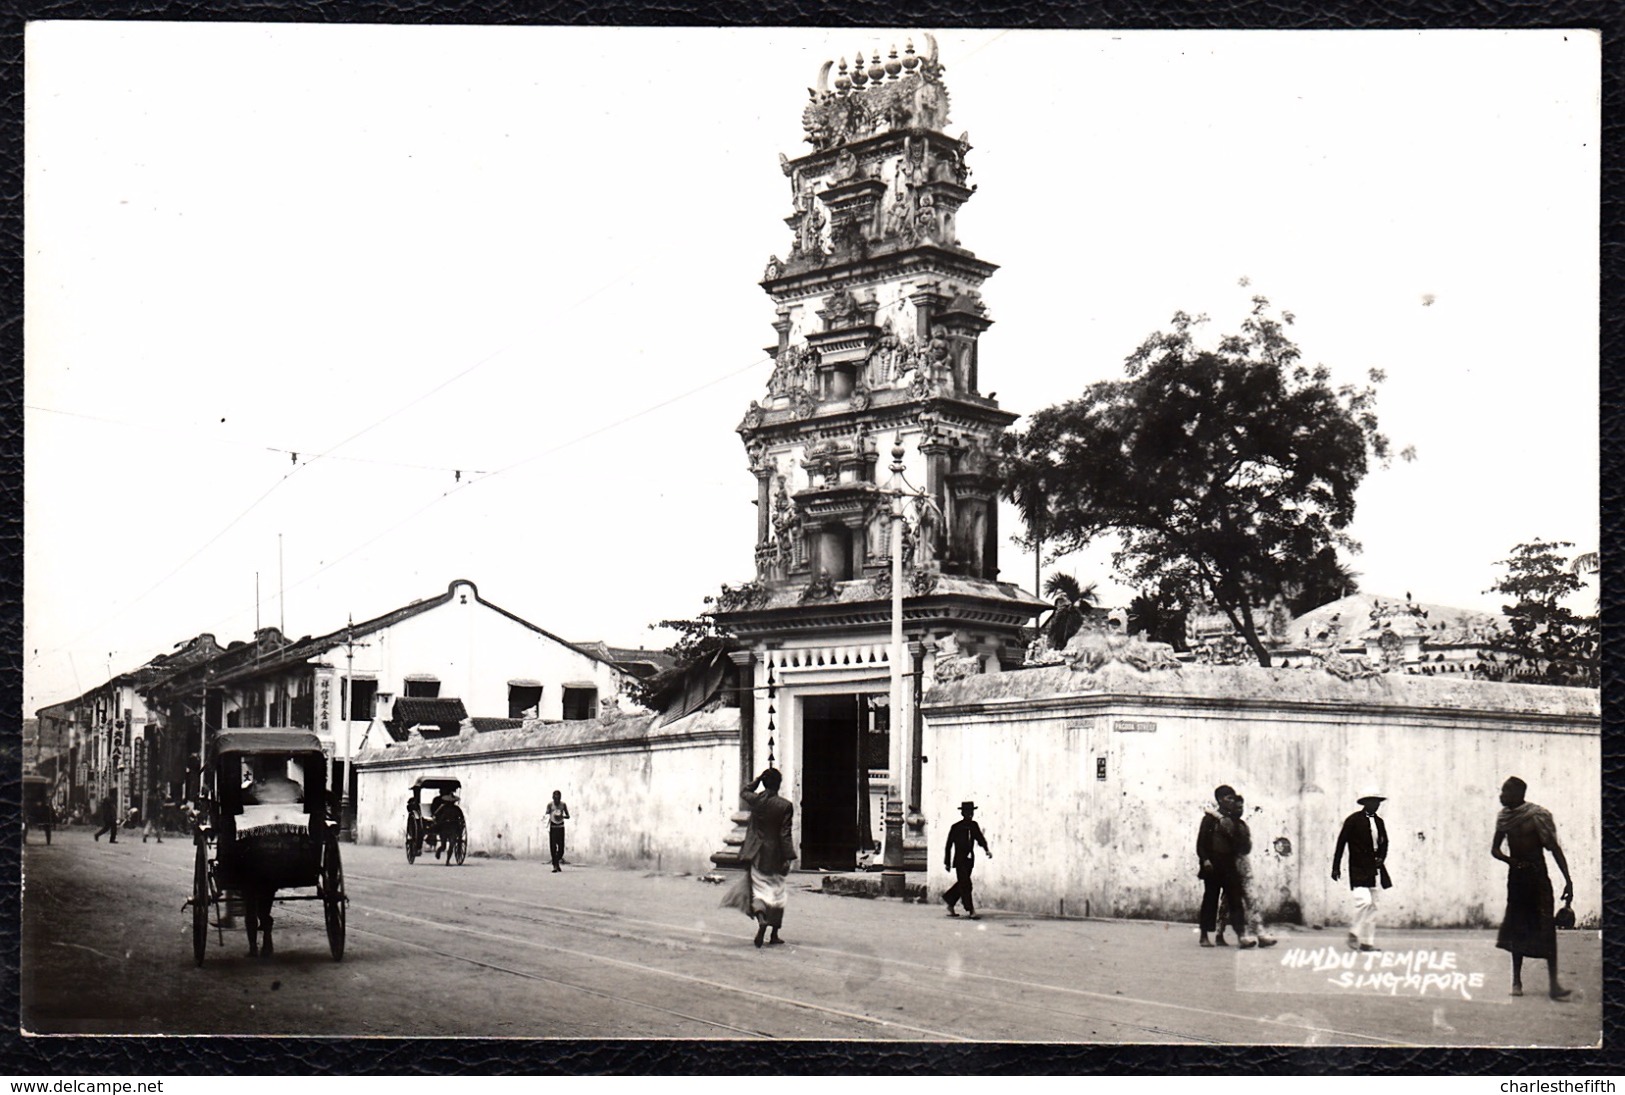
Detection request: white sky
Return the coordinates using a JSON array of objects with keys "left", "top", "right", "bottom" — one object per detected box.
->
[{"left": 23, "top": 25, "right": 1599, "bottom": 715}]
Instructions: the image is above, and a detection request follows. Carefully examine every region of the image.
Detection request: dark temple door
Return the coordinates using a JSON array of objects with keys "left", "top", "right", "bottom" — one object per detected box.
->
[{"left": 799, "top": 694, "right": 860, "bottom": 870}]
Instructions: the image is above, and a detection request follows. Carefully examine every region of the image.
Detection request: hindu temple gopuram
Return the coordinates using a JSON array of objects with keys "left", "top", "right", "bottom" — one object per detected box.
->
[{"left": 714, "top": 37, "right": 1045, "bottom": 871}]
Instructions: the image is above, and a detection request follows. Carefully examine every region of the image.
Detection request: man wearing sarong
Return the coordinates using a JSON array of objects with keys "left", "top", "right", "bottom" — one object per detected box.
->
[
  {"left": 1492, "top": 777, "right": 1573, "bottom": 1000},
  {"left": 738, "top": 767, "right": 796, "bottom": 948}
]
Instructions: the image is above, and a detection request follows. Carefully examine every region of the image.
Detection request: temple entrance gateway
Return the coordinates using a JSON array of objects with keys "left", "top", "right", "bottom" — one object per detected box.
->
[{"left": 798, "top": 694, "right": 888, "bottom": 870}]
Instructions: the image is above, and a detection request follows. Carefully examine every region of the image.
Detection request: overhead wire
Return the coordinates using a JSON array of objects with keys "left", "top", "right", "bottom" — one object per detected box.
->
[
  {"left": 27, "top": 28, "right": 1020, "bottom": 694},
  {"left": 26, "top": 235, "right": 692, "bottom": 674}
]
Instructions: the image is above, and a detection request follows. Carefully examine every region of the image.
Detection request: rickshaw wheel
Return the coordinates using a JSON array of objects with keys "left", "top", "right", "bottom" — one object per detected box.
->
[
  {"left": 453, "top": 832, "right": 467, "bottom": 866},
  {"left": 321, "top": 839, "right": 346, "bottom": 961},
  {"left": 406, "top": 827, "right": 417, "bottom": 865},
  {"left": 192, "top": 842, "right": 209, "bottom": 966}
]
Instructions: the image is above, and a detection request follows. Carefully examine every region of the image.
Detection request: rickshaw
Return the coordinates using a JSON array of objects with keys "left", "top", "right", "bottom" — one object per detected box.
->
[
  {"left": 185, "top": 730, "right": 347, "bottom": 964},
  {"left": 405, "top": 775, "right": 467, "bottom": 866},
  {"left": 22, "top": 774, "right": 54, "bottom": 845}
]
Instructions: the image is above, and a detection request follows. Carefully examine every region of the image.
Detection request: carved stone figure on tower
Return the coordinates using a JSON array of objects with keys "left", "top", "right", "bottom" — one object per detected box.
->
[
  {"left": 913, "top": 194, "right": 939, "bottom": 243},
  {"left": 822, "top": 289, "right": 860, "bottom": 330}
]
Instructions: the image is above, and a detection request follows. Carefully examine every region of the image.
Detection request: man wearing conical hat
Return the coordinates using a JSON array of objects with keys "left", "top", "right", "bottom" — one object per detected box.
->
[{"left": 1332, "top": 787, "right": 1392, "bottom": 952}]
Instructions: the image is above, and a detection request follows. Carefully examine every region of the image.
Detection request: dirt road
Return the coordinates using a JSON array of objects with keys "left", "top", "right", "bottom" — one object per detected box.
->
[{"left": 21, "top": 829, "right": 1601, "bottom": 1045}]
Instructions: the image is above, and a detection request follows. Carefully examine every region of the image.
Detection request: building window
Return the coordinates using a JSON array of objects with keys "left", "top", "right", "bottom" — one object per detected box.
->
[
  {"left": 562, "top": 687, "right": 597, "bottom": 721},
  {"left": 509, "top": 684, "right": 543, "bottom": 719},
  {"left": 343, "top": 679, "right": 378, "bottom": 721},
  {"left": 403, "top": 678, "right": 440, "bottom": 699}
]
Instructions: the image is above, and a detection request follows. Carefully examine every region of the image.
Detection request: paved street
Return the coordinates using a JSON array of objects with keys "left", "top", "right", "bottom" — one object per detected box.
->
[{"left": 21, "top": 827, "right": 1601, "bottom": 1045}]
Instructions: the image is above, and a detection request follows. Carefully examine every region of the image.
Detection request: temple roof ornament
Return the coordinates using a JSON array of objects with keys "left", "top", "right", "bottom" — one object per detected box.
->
[{"left": 802, "top": 34, "right": 952, "bottom": 150}]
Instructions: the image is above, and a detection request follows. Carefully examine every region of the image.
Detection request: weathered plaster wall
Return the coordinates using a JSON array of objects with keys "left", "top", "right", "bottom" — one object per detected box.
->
[
  {"left": 923, "top": 664, "right": 1600, "bottom": 928},
  {"left": 353, "top": 709, "right": 739, "bottom": 873}
]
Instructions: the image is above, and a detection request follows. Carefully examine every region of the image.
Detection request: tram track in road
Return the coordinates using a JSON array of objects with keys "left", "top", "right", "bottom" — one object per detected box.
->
[
  {"left": 157, "top": 852, "right": 1405, "bottom": 1043},
  {"left": 341, "top": 867, "right": 1406, "bottom": 1045},
  {"left": 270, "top": 895, "right": 972, "bottom": 1040}
]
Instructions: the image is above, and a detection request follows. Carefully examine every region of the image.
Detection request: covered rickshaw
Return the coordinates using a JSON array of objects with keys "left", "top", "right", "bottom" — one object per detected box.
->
[
  {"left": 405, "top": 775, "right": 467, "bottom": 866},
  {"left": 185, "top": 729, "right": 347, "bottom": 964},
  {"left": 22, "top": 774, "right": 54, "bottom": 845}
]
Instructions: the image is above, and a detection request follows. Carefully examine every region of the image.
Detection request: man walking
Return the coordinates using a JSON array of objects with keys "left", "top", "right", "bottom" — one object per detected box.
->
[
  {"left": 942, "top": 801, "right": 991, "bottom": 920},
  {"left": 1492, "top": 776, "right": 1573, "bottom": 999},
  {"left": 735, "top": 768, "right": 795, "bottom": 947},
  {"left": 1197, "top": 784, "right": 1245, "bottom": 947},
  {"left": 92, "top": 792, "right": 118, "bottom": 843},
  {"left": 545, "top": 789, "right": 571, "bottom": 872},
  {"left": 1332, "top": 787, "right": 1391, "bottom": 952}
]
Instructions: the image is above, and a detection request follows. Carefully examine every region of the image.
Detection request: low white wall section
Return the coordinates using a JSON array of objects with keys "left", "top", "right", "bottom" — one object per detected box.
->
[
  {"left": 922, "top": 664, "right": 1600, "bottom": 929},
  {"left": 354, "top": 709, "right": 740, "bottom": 873}
]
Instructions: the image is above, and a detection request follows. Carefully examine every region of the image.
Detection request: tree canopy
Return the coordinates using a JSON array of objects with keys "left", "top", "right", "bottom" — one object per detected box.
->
[
  {"left": 1483, "top": 540, "right": 1598, "bottom": 686},
  {"left": 1001, "top": 297, "right": 1393, "bottom": 666}
]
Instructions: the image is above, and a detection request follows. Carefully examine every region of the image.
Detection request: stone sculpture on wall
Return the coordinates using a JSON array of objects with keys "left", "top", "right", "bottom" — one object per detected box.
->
[
  {"left": 1061, "top": 629, "right": 1184, "bottom": 674},
  {"left": 932, "top": 633, "right": 985, "bottom": 682},
  {"left": 800, "top": 568, "right": 839, "bottom": 603}
]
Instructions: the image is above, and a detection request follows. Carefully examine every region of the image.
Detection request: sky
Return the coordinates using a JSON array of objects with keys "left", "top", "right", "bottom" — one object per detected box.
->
[{"left": 23, "top": 26, "right": 1599, "bottom": 715}]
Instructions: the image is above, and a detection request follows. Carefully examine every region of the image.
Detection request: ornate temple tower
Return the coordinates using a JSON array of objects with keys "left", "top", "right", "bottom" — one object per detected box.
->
[{"left": 715, "top": 36, "right": 1044, "bottom": 871}]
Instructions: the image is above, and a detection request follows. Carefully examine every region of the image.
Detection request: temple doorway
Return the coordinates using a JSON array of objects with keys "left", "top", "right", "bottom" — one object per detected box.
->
[{"left": 798, "top": 693, "right": 889, "bottom": 871}]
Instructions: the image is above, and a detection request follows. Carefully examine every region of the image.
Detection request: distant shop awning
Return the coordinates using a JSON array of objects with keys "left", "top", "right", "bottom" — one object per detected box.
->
[
  {"left": 507, "top": 679, "right": 542, "bottom": 688},
  {"left": 560, "top": 680, "right": 597, "bottom": 689}
]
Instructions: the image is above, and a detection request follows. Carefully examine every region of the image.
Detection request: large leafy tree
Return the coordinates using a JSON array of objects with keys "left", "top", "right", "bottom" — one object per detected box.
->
[
  {"left": 1484, "top": 540, "right": 1599, "bottom": 686},
  {"left": 1002, "top": 298, "right": 1394, "bottom": 666}
]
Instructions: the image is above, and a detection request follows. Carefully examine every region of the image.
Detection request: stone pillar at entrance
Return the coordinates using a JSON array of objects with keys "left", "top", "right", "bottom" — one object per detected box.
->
[{"left": 711, "top": 650, "right": 758, "bottom": 870}]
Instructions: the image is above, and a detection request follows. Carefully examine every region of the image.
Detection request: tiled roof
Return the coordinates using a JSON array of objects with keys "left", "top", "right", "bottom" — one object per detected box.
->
[
  {"left": 470, "top": 717, "right": 523, "bottom": 733},
  {"left": 384, "top": 697, "right": 469, "bottom": 741}
]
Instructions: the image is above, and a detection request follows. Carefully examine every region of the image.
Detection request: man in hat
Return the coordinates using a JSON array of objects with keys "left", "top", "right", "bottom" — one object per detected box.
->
[
  {"left": 1197, "top": 784, "right": 1246, "bottom": 947},
  {"left": 1332, "top": 787, "right": 1392, "bottom": 952},
  {"left": 429, "top": 785, "right": 459, "bottom": 859},
  {"left": 942, "top": 801, "right": 991, "bottom": 919},
  {"left": 1491, "top": 776, "right": 1573, "bottom": 999}
]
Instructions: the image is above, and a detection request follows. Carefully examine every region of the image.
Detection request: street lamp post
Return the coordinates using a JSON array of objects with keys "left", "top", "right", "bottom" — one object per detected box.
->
[
  {"left": 882, "top": 437, "right": 936, "bottom": 897},
  {"left": 338, "top": 615, "right": 369, "bottom": 840}
]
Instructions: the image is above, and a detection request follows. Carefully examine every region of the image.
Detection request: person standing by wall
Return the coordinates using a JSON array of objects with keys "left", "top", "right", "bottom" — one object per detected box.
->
[
  {"left": 1332, "top": 787, "right": 1392, "bottom": 952},
  {"left": 1492, "top": 776, "right": 1573, "bottom": 1000},
  {"left": 1214, "top": 794, "right": 1275, "bottom": 948},
  {"left": 1197, "top": 784, "right": 1244, "bottom": 947},
  {"left": 942, "top": 801, "right": 991, "bottom": 919},
  {"left": 545, "top": 789, "right": 571, "bottom": 872}
]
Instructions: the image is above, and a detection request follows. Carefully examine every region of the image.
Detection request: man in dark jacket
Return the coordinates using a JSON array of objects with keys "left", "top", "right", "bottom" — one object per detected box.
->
[
  {"left": 1332, "top": 787, "right": 1392, "bottom": 952},
  {"left": 1197, "top": 784, "right": 1244, "bottom": 947},
  {"left": 942, "top": 801, "right": 991, "bottom": 919},
  {"left": 92, "top": 792, "right": 118, "bottom": 843},
  {"left": 738, "top": 768, "right": 796, "bottom": 948}
]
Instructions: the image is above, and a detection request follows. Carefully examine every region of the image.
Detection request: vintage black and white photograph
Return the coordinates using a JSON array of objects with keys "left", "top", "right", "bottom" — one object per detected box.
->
[{"left": 22, "top": 25, "right": 1600, "bottom": 1046}]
